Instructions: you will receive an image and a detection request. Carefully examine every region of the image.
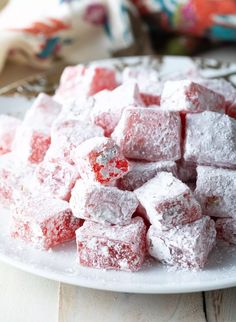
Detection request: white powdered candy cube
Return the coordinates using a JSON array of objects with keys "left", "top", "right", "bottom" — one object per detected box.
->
[
  {"left": 47, "top": 119, "right": 104, "bottom": 164},
  {"left": 195, "top": 165, "right": 236, "bottom": 218},
  {"left": 117, "top": 160, "right": 177, "bottom": 191},
  {"left": 184, "top": 111, "right": 236, "bottom": 168},
  {"left": 91, "top": 82, "right": 144, "bottom": 136},
  {"left": 135, "top": 172, "right": 202, "bottom": 230},
  {"left": 70, "top": 179, "right": 138, "bottom": 225},
  {"left": 13, "top": 93, "right": 62, "bottom": 164},
  {"left": 147, "top": 216, "right": 216, "bottom": 269},
  {"left": 215, "top": 218, "right": 236, "bottom": 245},
  {"left": 161, "top": 80, "right": 225, "bottom": 112},
  {"left": 35, "top": 159, "right": 80, "bottom": 201},
  {"left": 113, "top": 107, "right": 181, "bottom": 162}
]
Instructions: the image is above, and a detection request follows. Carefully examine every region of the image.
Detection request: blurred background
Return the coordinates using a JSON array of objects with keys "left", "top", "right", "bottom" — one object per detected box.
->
[{"left": 0, "top": 0, "right": 235, "bottom": 87}]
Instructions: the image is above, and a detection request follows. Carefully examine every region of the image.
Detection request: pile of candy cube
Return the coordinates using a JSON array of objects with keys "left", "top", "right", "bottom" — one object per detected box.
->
[{"left": 1, "top": 59, "right": 236, "bottom": 272}]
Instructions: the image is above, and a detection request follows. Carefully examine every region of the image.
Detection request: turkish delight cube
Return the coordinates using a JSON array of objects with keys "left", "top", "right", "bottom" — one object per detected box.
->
[
  {"left": 161, "top": 80, "right": 225, "bottom": 113},
  {"left": 47, "top": 119, "right": 104, "bottom": 164},
  {"left": 11, "top": 195, "right": 82, "bottom": 249},
  {"left": 73, "top": 137, "right": 129, "bottom": 184},
  {"left": 13, "top": 127, "right": 51, "bottom": 164},
  {"left": 55, "top": 64, "right": 117, "bottom": 103},
  {"left": 23, "top": 93, "right": 61, "bottom": 130},
  {"left": 184, "top": 111, "right": 236, "bottom": 168},
  {"left": 135, "top": 172, "right": 202, "bottom": 230},
  {"left": 35, "top": 159, "right": 80, "bottom": 201},
  {"left": 70, "top": 179, "right": 138, "bottom": 224},
  {"left": 117, "top": 160, "right": 177, "bottom": 191},
  {"left": 147, "top": 216, "right": 216, "bottom": 269},
  {"left": 91, "top": 82, "right": 143, "bottom": 136},
  {"left": 195, "top": 165, "right": 236, "bottom": 218},
  {"left": 215, "top": 217, "right": 236, "bottom": 245},
  {"left": 76, "top": 217, "right": 146, "bottom": 271},
  {"left": 113, "top": 107, "right": 181, "bottom": 162},
  {"left": 0, "top": 115, "right": 21, "bottom": 155}
]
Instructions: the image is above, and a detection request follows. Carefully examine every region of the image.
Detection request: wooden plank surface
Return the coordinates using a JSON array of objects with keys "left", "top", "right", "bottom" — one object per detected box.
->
[
  {"left": 58, "top": 284, "right": 206, "bottom": 322},
  {"left": 0, "top": 262, "right": 59, "bottom": 322},
  {"left": 205, "top": 288, "right": 236, "bottom": 322}
]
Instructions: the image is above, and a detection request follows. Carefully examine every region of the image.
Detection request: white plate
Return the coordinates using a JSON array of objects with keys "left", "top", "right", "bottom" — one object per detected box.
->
[{"left": 1, "top": 56, "right": 236, "bottom": 294}]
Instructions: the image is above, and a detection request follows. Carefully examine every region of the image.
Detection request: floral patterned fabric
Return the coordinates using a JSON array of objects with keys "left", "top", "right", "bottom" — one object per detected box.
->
[{"left": 0, "top": 0, "right": 235, "bottom": 74}]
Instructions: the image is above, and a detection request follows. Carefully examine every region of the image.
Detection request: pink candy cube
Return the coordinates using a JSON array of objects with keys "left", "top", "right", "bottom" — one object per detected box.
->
[
  {"left": 0, "top": 115, "right": 21, "bottom": 155},
  {"left": 35, "top": 159, "right": 80, "bottom": 201},
  {"left": 11, "top": 195, "right": 82, "bottom": 249},
  {"left": 0, "top": 154, "right": 18, "bottom": 207},
  {"left": 117, "top": 160, "right": 177, "bottom": 191},
  {"left": 147, "top": 216, "right": 216, "bottom": 269},
  {"left": 13, "top": 127, "right": 51, "bottom": 164},
  {"left": 55, "top": 64, "right": 117, "bottom": 103},
  {"left": 73, "top": 137, "right": 129, "bottom": 184},
  {"left": 161, "top": 80, "right": 225, "bottom": 113},
  {"left": 91, "top": 82, "right": 144, "bottom": 136},
  {"left": 215, "top": 217, "right": 236, "bottom": 245},
  {"left": 47, "top": 119, "right": 104, "bottom": 164},
  {"left": 70, "top": 179, "right": 138, "bottom": 224},
  {"left": 13, "top": 94, "right": 61, "bottom": 164},
  {"left": 76, "top": 217, "right": 146, "bottom": 271},
  {"left": 184, "top": 111, "right": 236, "bottom": 168},
  {"left": 113, "top": 107, "right": 181, "bottom": 162},
  {"left": 135, "top": 172, "right": 202, "bottom": 230},
  {"left": 195, "top": 166, "right": 236, "bottom": 219}
]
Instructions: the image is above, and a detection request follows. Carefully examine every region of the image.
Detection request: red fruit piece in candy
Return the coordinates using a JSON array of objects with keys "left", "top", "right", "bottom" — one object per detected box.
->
[
  {"left": 184, "top": 111, "right": 236, "bottom": 168},
  {"left": 147, "top": 216, "right": 216, "bottom": 269},
  {"left": 0, "top": 115, "right": 21, "bottom": 156},
  {"left": 11, "top": 195, "right": 82, "bottom": 249},
  {"left": 117, "top": 160, "right": 177, "bottom": 191},
  {"left": 195, "top": 165, "right": 236, "bottom": 219},
  {"left": 215, "top": 217, "right": 236, "bottom": 245},
  {"left": 76, "top": 217, "right": 146, "bottom": 271},
  {"left": 47, "top": 119, "right": 104, "bottom": 164},
  {"left": 135, "top": 172, "right": 202, "bottom": 230},
  {"left": 113, "top": 107, "right": 181, "bottom": 162},
  {"left": 35, "top": 159, "right": 80, "bottom": 201},
  {"left": 91, "top": 82, "right": 144, "bottom": 136},
  {"left": 73, "top": 137, "right": 129, "bottom": 184},
  {"left": 70, "top": 179, "right": 138, "bottom": 224},
  {"left": 161, "top": 80, "right": 225, "bottom": 113}
]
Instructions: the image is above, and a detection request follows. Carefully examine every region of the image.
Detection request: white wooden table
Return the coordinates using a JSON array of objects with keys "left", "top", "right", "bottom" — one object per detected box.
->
[{"left": 0, "top": 48, "right": 236, "bottom": 322}]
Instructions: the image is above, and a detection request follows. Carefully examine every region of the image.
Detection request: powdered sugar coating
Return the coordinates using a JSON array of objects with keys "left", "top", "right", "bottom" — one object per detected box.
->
[
  {"left": 35, "top": 159, "right": 80, "bottom": 201},
  {"left": 70, "top": 179, "right": 138, "bottom": 225},
  {"left": 73, "top": 137, "right": 129, "bottom": 184},
  {"left": 147, "top": 216, "right": 216, "bottom": 269},
  {"left": 11, "top": 195, "right": 82, "bottom": 249},
  {"left": 76, "top": 217, "right": 146, "bottom": 271},
  {"left": 161, "top": 80, "right": 225, "bottom": 113},
  {"left": 47, "top": 119, "right": 104, "bottom": 164},
  {"left": 135, "top": 172, "right": 202, "bottom": 230},
  {"left": 215, "top": 217, "right": 236, "bottom": 245},
  {"left": 113, "top": 107, "right": 181, "bottom": 162},
  {"left": 184, "top": 111, "right": 236, "bottom": 168},
  {"left": 0, "top": 115, "right": 21, "bottom": 155},
  {"left": 195, "top": 165, "right": 236, "bottom": 218},
  {"left": 91, "top": 82, "right": 144, "bottom": 136},
  {"left": 117, "top": 160, "right": 177, "bottom": 191}
]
